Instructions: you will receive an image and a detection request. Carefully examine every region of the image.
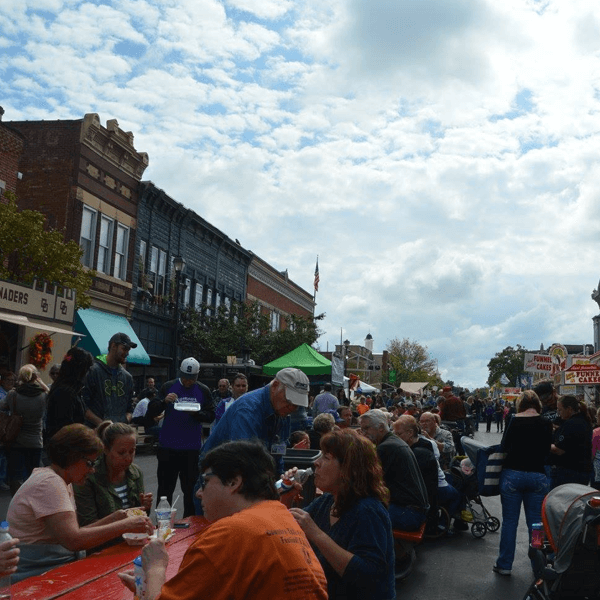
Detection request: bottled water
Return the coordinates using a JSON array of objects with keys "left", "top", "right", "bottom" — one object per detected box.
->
[
  {"left": 276, "top": 468, "right": 313, "bottom": 493},
  {"left": 156, "top": 497, "right": 171, "bottom": 538},
  {"left": 133, "top": 555, "right": 146, "bottom": 600},
  {"left": 0, "top": 522, "right": 12, "bottom": 600}
]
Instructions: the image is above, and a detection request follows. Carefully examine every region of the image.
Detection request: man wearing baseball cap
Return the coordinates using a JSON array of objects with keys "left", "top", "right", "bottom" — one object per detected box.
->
[
  {"left": 194, "top": 368, "right": 309, "bottom": 514},
  {"left": 153, "top": 357, "right": 215, "bottom": 517},
  {"left": 82, "top": 332, "right": 137, "bottom": 426}
]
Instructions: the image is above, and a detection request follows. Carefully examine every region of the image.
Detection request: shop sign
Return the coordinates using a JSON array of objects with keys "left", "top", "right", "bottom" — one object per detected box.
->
[
  {"left": 564, "top": 363, "right": 600, "bottom": 385},
  {"left": 0, "top": 279, "right": 75, "bottom": 324},
  {"left": 524, "top": 353, "right": 552, "bottom": 374},
  {"left": 548, "top": 344, "right": 568, "bottom": 375}
]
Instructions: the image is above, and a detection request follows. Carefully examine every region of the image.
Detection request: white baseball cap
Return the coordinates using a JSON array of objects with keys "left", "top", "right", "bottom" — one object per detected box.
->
[
  {"left": 179, "top": 357, "right": 200, "bottom": 379},
  {"left": 274, "top": 368, "right": 309, "bottom": 407}
]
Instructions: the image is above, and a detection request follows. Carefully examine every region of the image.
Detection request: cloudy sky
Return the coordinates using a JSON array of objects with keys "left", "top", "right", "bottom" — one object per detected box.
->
[{"left": 3, "top": 0, "right": 600, "bottom": 388}]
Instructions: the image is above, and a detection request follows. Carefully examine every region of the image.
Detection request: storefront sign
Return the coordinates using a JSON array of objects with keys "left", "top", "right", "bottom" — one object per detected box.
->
[
  {"left": 564, "top": 363, "right": 600, "bottom": 385},
  {"left": 548, "top": 344, "right": 568, "bottom": 375},
  {"left": 0, "top": 279, "right": 75, "bottom": 324},
  {"left": 524, "top": 353, "right": 552, "bottom": 374}
]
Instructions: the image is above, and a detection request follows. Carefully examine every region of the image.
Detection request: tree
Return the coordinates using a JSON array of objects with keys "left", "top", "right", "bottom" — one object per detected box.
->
[
  {"left": 386, "top": 337, "right": 438, "bottom": 385},
  {"left": 0, "top": 195, "right": 94, "bottom": 308},
  {"left": 179, "top": 300, "right": 325, "bottom": 365},
  {"left": 487, "top": 345, "right": 526, "bottom": 387}
]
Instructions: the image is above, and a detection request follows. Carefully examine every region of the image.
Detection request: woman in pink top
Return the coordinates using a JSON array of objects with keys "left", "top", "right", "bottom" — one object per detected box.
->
[{"left": 7, "top": 424, "right": 153, "bottom": 582}]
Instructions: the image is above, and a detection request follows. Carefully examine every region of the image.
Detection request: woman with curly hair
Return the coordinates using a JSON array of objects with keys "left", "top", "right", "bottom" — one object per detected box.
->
[{"left": 290, "top": 428, "right": 395, "bottom": 600}]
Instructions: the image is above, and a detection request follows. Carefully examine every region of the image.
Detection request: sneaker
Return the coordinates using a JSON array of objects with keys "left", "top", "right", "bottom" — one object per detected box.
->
[{"left": 493, "top": 565, "right": 511, "bottom": 576}]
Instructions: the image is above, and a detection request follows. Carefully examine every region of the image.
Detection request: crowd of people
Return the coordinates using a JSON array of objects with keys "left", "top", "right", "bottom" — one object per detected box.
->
[{"left": 1, "top": 338, "right": 600, "bottom": 599}]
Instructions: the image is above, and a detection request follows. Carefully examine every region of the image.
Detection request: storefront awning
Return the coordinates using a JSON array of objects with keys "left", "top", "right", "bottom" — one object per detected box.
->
[
  {"left": 0, "top": 310, "right": 81, "bottom": 337},
  {"left": 75, "top": 308, "right": 150, "bottom": 365}
]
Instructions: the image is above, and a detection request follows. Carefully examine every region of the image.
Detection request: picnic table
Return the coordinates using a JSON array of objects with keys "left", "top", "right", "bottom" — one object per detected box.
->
[{"left": 12, "top": 516, "right": 210, "bottom": 600}]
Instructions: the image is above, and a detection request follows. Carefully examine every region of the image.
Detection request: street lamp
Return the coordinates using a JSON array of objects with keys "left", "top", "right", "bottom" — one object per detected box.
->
[
  {"left": 343, "top": 339, "right": 350, "bottom": 395},
  {"left": 172, "top": 256, "right": 186, "bottom": 378}
]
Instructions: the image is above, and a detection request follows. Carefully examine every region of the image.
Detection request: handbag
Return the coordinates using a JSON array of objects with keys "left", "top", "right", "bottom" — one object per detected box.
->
[
  {"left": 0, "top": 391, "right": 23, "bottom": 446},
  {"left": 475, "top": 444, "right": 507, "bottom": 496},
  {"left": 461, "top": 434, "right": 508, "bottom": 497}
]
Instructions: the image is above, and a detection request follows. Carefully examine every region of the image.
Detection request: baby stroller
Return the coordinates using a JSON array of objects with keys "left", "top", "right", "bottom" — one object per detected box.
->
[
  {"left": 524, "top": 484, "right": 600, "bottom": 600},
  {"left": 448, "top": 455, "right": 500, "bottom": 539}
]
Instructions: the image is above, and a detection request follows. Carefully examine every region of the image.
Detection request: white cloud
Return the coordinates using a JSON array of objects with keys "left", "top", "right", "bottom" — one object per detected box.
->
[{"left": 4, "top": 0, "right": 600, "bottom": 388}]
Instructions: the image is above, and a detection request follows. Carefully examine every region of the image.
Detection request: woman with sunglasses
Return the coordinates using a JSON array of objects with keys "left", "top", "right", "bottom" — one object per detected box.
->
[{"left": 6, "top": 424, "right": 153, "bottom": 582}]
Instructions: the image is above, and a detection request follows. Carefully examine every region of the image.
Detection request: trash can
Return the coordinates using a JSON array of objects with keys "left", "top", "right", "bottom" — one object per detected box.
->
[{"left": 283, "top": 448, "right": 321, "bottom": 507}]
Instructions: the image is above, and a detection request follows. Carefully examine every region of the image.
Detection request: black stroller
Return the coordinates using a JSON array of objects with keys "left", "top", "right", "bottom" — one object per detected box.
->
[
  {"left": 524, "top": 484, "right": 600, "bottom": 600},
  {"left": 448, "top": 454, "right": 500, "bottom": 539}
]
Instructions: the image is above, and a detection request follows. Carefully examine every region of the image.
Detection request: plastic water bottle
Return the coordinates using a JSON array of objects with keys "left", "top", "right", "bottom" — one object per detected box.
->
[
  {"left": 0, "top": 522, "right": 12, "bottom": 600},
  {"left": 156, "top": 497, "right": 171, "bottom": 538},
  {"left": 276, "top": 468, "right": 313, "bottom": 493},
  {"left": 531, "top": 523, "right": 544, "bottom": 548},
  {"left": 133, "top": 555, "right": 145, "bottom": 600}
]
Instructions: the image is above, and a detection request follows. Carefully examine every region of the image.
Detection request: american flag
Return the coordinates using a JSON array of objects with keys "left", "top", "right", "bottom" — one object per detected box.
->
[{"left": 314, "top": 257, "right": 320, "bottom": 292}]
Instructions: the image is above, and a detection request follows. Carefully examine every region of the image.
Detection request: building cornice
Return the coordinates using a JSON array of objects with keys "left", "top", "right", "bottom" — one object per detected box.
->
[
  {"left": 248, "top": 260, "right": 315, "bottom": 313},
  {"left": 80, "top": 114, "right": 149, "bottom": 181},
  {"left": 140, "top": 181, "right": 252, "bottom": 265}
]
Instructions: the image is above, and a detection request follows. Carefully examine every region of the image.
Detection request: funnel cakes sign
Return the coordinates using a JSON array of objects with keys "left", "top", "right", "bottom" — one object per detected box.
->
[{"left": 564, "top": 363, "right": 600, "bottom": 385}]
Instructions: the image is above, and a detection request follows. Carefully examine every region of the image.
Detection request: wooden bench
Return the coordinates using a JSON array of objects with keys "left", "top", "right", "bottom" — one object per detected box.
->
[
  {"left": 393, "top": 521, "right": 427, "bottom": 581},
  {"left": 133, "top": 424, "right": 157, "bottom": 453}
]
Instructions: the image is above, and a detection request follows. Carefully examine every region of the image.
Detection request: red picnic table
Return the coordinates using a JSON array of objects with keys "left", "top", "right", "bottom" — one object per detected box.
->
[{"left": 12, "top": 516, "right": 210, "bottom": 600}]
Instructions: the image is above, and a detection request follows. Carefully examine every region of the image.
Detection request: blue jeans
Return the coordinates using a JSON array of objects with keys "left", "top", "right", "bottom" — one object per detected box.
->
[
  {"left": 388, "top": 504, "right": 426, "bottom": 531},
  {"left": 497, "top": 469, "right": 548, "bottom": 571},
  {"left": 438, "top": 483, "right": 461, "bottom": 518}
]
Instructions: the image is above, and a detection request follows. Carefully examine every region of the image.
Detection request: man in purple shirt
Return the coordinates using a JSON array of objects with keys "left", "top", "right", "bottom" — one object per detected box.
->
[
  {"left": 312, "top": 383, "right": 339, "bottom": 417},
  {"left": 155, "top": 357, "right": 215, "bottom": 517}
]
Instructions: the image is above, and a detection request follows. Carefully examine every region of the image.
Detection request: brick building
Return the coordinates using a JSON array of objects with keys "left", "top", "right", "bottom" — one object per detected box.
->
[
  {"left": 0, "top": 108, "right": 79, "bottom": 378},
  {"left": 9, "top": 114, "right": 151, "bottom": 365},
  {"left": 246, "top": 253, "right": 315, "bottom": 331},
  {"left": 132, "top": 182, "right": 252, "bottom": 382},
  {"left": 0, "top": 107, "right": 24, "bottom": 201}
]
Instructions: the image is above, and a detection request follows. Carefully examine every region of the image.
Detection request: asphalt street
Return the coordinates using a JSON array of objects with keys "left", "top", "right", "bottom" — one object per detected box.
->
[{"left": 0, "top": 427, "right": 535, "bottom": 599}]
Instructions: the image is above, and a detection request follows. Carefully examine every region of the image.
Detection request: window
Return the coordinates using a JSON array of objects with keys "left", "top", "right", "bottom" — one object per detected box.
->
[
  {"left": 194, "top": 283, "right": 204, "bottom": 310},
  {"left": 138, "top": 240, "right": 147, "bottom": 287},
  {"left": 113, "top": 224, "right": 129, "bottom": 280},
  {"left": 80, "top": 205, "right": 97, "bottom": 267},
  {"left": 215, "top": 292, "right": 220, "bottom": 311},
  {"left": 206, "top": 288, "right": 213, "bottom": 316},
  {"left": 183, "top": 277, "right": 191, "bottom": 306},
  {"left": 148, "top": 246, "right": 166, "bottom": 295},
  {"left": 157, "top": 250, "right": 167, "bottom": 296},
  {"left": 271, "top": 311, "right": 280, "bottom": 332},
  {"left": 96, "top": 215, "right": 114, "bottom": 274}
]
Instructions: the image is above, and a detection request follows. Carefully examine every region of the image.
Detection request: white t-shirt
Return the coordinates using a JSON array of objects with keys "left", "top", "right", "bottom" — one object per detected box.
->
[
  {"left": 7, "top": 467, "right": 76, "bottom": 544},
  {"left": 132, "top": 397, "right": 150, "bottom": 419}
]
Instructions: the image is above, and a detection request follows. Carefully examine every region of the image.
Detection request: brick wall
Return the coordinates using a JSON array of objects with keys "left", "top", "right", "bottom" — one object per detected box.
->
[
  {"left": 0, "top": 122, "right": 25, "bottom": 201},
  {"left": 247, "top": 275, "right": 313, "bottom": 319},
  {"left": 8, "top": 119, "right": 81, "bottom": 230}
]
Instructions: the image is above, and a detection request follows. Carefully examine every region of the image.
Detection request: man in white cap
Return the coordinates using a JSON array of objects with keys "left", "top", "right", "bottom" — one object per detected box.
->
[
  {"left": 155, "top": 357, "right": 215, "bottom": 517},
  {"left": 194, "top": 368, "right": 310, "bottom": 514}
]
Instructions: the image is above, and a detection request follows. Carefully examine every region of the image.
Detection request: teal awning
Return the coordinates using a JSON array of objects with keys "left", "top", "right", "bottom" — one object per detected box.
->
[{"left": 74, "top": 309, "right": 150, "bottom": 365}]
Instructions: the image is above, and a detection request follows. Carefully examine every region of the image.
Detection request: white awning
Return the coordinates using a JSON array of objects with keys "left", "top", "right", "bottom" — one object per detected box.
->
[{"left": 0, "top": 311, "right": 81, "bottom": 337}]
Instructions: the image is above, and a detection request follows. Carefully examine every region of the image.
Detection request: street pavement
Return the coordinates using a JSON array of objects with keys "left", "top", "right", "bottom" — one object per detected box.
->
[
  {"left": 0, "top": 426, "right": 535, "bottom": 599},
  {"left": 397, "top": 427, "right": 533, "bottom": 600}
]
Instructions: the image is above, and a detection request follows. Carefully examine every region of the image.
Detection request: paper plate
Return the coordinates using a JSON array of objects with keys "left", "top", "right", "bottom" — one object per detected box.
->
[{"left": 174, "top": 402, "right": 200, "bottom": 411}]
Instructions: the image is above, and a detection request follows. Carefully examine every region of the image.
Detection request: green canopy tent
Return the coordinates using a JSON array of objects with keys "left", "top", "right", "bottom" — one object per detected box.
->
[{"left": 262, "top": 343, "right": 331, "bottom": 376}]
